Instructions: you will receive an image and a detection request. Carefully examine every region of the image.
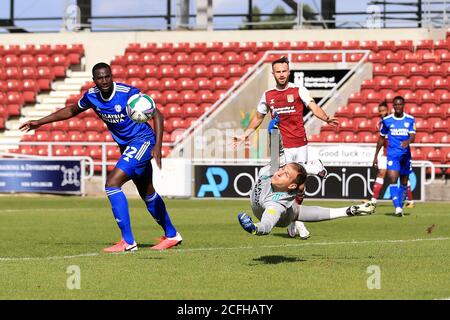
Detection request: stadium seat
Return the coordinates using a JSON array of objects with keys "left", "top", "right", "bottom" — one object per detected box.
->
[
  {"left": 206, "top": 52, "right": 224, "bottom": 65},
  {"left": 126, "top": 65, "right": 144, "bottom": 78},
  {"left": 143, "top": 65, "right": 160, "bottom": 78},
  {"left": 191, "top": 42, "right": 207, "bottom": 53},
  {"left": 173, "top": 52, "right": 191, "bottom": 64},
  {"left": 193, "top": 64, "right": 212, "bottom": 78},
  {"left": 342, "top": 40, "right": 360, "bottom": 50},
  {"left": 190, "top": 52, "right": 207, "bottom": 64},
  {"left": 175, "top": 43, "right": 195, "bottom": 55},
  {"left": 68, "top": 131, "right": 86, "bottom": 142},
  {"left": 180, "top": 90, "right": 198, "bottom": 103},
  {"left": 210, "top": 64, "right": 228, "bottom": 77},
  {"left": 175, "top": 65, "right": 194, "bottom": 78},
  {"left": 222, "top": 42, "right": 241, "bottom": 52},
  {"left": 177, "top": 78, "right": 197, "bottom": 91},
  {"left": 184, "top": 104, "right": 202, "bottom": 117},
  {"left": 157, "top": 52, "right": 175, "bottom": 65},
  {"left": 159, "top": 64, "right": 176, "bottom": 78},
  {"left": 223, "top": 51, "right": 241, "bottom": 64},
  {"left": 141, "top": 52, "right": 157, "bottom": 64},
  {"left": 161, "top": 78, "right": 177, "bottom": 91}
]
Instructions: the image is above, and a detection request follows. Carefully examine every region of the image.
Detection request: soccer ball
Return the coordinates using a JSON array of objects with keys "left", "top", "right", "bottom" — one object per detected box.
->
[{"left": 126, "top": 93, "right": 156, "bottom": 123}]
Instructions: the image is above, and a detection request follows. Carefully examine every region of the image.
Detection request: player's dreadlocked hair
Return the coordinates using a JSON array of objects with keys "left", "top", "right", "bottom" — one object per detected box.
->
[
  {"left": 92, "top": 62, "right": 111, "bottom": 77},
  {"left": 288, "top": 162, "right": 307, "bottom": 187}
]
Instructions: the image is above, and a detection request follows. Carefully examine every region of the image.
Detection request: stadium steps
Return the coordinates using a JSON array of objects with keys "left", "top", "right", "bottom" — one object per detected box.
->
[{"left": 0, "top": 70, "right": 91, "bottom": 152}]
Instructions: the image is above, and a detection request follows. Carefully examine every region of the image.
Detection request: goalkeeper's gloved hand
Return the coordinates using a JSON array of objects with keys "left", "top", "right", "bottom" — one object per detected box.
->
[{"left": 268, "top": 112, "right": 280, "bottom": 133}]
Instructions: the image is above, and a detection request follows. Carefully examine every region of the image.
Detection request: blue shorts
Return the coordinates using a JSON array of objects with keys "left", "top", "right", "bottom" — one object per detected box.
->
[
  {"left": 116, "top": 139, "right": 154, "bottom": 179},
  {"left": 387, "top": 152, "right": 412, "bottom": 176}
]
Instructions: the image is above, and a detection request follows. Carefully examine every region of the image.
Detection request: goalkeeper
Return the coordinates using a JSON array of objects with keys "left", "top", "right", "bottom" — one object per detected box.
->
[{"left": 237, "top": 162, "right": 374, "bottom": 236}]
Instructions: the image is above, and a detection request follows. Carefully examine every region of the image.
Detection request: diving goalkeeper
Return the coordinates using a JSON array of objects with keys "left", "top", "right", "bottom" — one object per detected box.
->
[{"left": 238, "top": 162, "right": 375, "bottom": 236}]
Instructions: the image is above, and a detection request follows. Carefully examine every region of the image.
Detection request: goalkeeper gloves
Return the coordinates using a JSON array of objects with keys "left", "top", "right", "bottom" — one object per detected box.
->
[{"left": 268, "top": 112, "right": 280, "bottom": 133}]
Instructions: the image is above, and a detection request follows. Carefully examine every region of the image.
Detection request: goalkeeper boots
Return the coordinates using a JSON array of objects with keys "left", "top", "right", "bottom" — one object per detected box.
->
[
  {"left": 238, "top": 212, "right": 257, "bottom": 234},
  {"left": 347, "top": 202, "right": 375, "bottom": 216}
]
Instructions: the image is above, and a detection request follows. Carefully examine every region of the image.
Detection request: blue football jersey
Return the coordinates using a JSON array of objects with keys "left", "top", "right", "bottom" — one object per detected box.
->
[
  {"left": 380, "top": 113, "right": 416, "bottom": 156},
  {"left": 78, "top": 82, "right": 155, "bottom": 147}
]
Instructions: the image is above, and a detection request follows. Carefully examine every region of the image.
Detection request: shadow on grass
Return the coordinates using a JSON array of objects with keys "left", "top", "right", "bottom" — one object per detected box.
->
[{"left": 250, "top": 255, "right": 306, "bottom": 265}]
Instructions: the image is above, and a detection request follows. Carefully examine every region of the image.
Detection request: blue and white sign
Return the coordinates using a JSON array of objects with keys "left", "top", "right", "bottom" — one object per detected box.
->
[{"left": 0, "top": 159, "right": 82, "bottom": 194}]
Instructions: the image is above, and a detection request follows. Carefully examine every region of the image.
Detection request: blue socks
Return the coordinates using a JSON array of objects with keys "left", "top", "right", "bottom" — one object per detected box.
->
[
  {"left": 145, "top": 192, "right": 177, "bottom": 238},
  {"left": 390, "top": 184, "right": 401, "bottom": 209},
  {"left": 390, "top": 184, "right": 408, "bottom": 209},
  {"left": 105, "top": 187, "right": 134, "bottom": 245}
]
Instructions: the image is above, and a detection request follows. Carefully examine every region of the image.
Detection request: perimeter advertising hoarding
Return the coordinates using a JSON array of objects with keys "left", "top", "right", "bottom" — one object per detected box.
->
[
  {"left": 0, "top": 159, "right": 82, "bottom": 194},
  {"left": 195, "top": 165, "right": 422, "bottom": 200}
]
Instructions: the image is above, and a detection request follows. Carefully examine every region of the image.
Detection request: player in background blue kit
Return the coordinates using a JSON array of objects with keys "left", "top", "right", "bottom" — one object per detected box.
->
[
  {"left": 373, "top": 96, "right": 416, "bottom": 217},
  {"left": 19, "top": 62, "right": 182, "bottom": 251}
]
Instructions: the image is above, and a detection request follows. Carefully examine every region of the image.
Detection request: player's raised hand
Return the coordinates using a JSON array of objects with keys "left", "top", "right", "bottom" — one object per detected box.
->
[
  {"left": 19, "top": 120, "right": 41, "bottom": 132},
  {"left": 326, "top": 116, "right": 339, "bottom": 127}
]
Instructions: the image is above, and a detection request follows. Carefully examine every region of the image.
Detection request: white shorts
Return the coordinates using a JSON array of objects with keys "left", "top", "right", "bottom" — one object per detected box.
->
[
  {"left": 282, "top": 145, "right": 308, "bottom": 164},
  {"left": 378, "top": 154, "right": 387, "bottom": 170}
]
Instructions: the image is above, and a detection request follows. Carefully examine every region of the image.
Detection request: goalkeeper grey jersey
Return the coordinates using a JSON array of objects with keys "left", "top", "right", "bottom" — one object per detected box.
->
[{"left": 250, "top": 165, "right": 297, "bottom": 227}]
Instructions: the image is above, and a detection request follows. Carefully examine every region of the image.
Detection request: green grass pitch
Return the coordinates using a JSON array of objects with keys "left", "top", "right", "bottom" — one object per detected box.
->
[{"left": 0, "top": 196, "right": 449, "bottom": 300}]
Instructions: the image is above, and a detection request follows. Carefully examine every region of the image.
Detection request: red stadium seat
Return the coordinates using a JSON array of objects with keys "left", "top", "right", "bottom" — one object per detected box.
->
[
  {"left": 240, "top": 41, "right": 257, "bottom": 52},
  {"left": 111, "top": 65, "right": 125, "bottom": 78},
  {"left": 161, "top": 78, "right": 178, "bottom": 91},
  {"left": 197, "top": 90, "right": 216, "bottom": 103},
  {"left": 184, "top": 104, "right": 202, "bottom": 117},
  {"left": 175, "top": 65, "right": 194, "bottom": 78},
  {"left": 141, "top": 52, "right": 157, "bottom": 64},
  {"left": 143, "top": 65, "right": 160, "bottom": 78},
  {"left": 159, "top": 64, "right": 176, "bottom": 78},
  {"left": 210, "top": 64, "right": 228, "bottom": 77},
  {"left": 174, "top": 42, "right": 191, "bottom": 53},
  {"left": 206, "top": 52, "right": 224, "bottom": 65},
  {"left": 196, "top": 77, "right": 212, "bottom": 90},
  {"left": 157, "top": 52, "right": 175, "bottom": 65},
  {"left": 424, "top": 105, "right": 442, "bottom": 118},
  {"left": 70, "top": 146, "right": 88, "bottom": 157},
  {"left": 256, "top": 41, "right": 274, "bottom": 51},
  {"left": 146, "top": 90, "right": 166, "bottom": 105},
  {"left": 67, "top": 131, "right": 86, "bottom": 142},
  {"left": 223, "top": 51, "right": 241, "bottom": 64},
  {"left": 173, "top": 52, "right": 191, "bottom": 64},
  {"left": 125, "top": 52, "right": 142, "bottom": 65},
  {"left": 177, "top": 78, "right": 197, "bottom": 91},
  {"left": 126, "top": 65, "right": 144, "bottom": 79},
  {"left": 431, "top": 119, "right": 447, "bottom": 132},
  {"left": 190, "top": 52, "right": 207, "bottom": 64},
  {"left": 191, "top": 42, "right": 207, "bottom": 53},
  {"left": 211, "top": 77, "right": 230, "bottom": 90},
  {"left": 335, "top": 105, "right": 352, "bottom": 117},
  {"left": 180, "top": 90, "right": 198, "bottom": 103},
  {"left": 145, "top": 77, "right": 162, "bottom": 91},
  {"left": 165, "top": 90, "right": 183, "bottom": 104},
  {"left": 228, "top": 64, "right": 244, "bottom": 77}
]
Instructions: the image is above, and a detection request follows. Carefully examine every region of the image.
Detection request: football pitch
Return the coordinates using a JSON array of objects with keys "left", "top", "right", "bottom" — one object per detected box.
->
[{"left": 0, "top": 196, "right": 449, "bottom": 300}]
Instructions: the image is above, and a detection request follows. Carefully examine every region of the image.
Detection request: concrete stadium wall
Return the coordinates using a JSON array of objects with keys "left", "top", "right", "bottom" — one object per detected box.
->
[{"left": 0, "top": 28, "right": 446, "bottom": 70}]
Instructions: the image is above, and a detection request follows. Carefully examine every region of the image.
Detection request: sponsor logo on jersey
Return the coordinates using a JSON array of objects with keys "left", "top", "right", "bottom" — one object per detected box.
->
[
  {"left": 390, "top": 128, "right": 409, "bottom": 136},
  {"left": 99, "top": 113, "right": 126, "bottom": 124}
]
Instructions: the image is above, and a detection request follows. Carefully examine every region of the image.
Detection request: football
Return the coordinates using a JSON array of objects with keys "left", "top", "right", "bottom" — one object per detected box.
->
[{"left": 126, "top": 93, "right": 156, "bottom": 123}]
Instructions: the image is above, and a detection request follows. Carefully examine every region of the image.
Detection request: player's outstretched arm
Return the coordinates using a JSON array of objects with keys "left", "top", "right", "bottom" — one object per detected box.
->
[
  {"left": 232, "top": 111, "right": 265, "bottom": 148},
  {"left": 19, "top": 104, "right": 84, "bottom": 132},
  {"left": 151, "top": 108, "right": 164, "bottom": 169},
  {"left": 308, "top": 102, "right": 339, "bottom": 126}
]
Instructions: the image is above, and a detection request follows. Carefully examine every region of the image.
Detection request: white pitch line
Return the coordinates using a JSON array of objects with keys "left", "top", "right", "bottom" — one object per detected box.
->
[
  {"left": 0, "top": 252, "right": 99, "bottom": 262},
  {"left": 0, "top": 237, "right": 449, "bottom": 262},
  {"left": 0, "top": 208, "right": 99, "bottom": 214}
]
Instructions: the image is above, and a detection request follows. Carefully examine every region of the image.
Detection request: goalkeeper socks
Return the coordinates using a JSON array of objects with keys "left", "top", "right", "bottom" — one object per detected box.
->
[
  {"left": 389, "top": 184, "right": 401, "bottom": 209},
  {"left": 105, "top": 187, "right": 134, "bottom": 245},
  {"left": 145, "top": 192, "right": 177, "bottom": 238},
  {"left": 372, "top": 177, "right": 384, "bottom": 200}
]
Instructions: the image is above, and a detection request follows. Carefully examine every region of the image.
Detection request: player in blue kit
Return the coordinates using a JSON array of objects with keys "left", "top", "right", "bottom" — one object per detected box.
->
[
  {"left": 373, "top": 96, "right": 416, "bottom": 217},
  {"left": 19, "top": 62, "right": 182, "bottom": 251}
]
